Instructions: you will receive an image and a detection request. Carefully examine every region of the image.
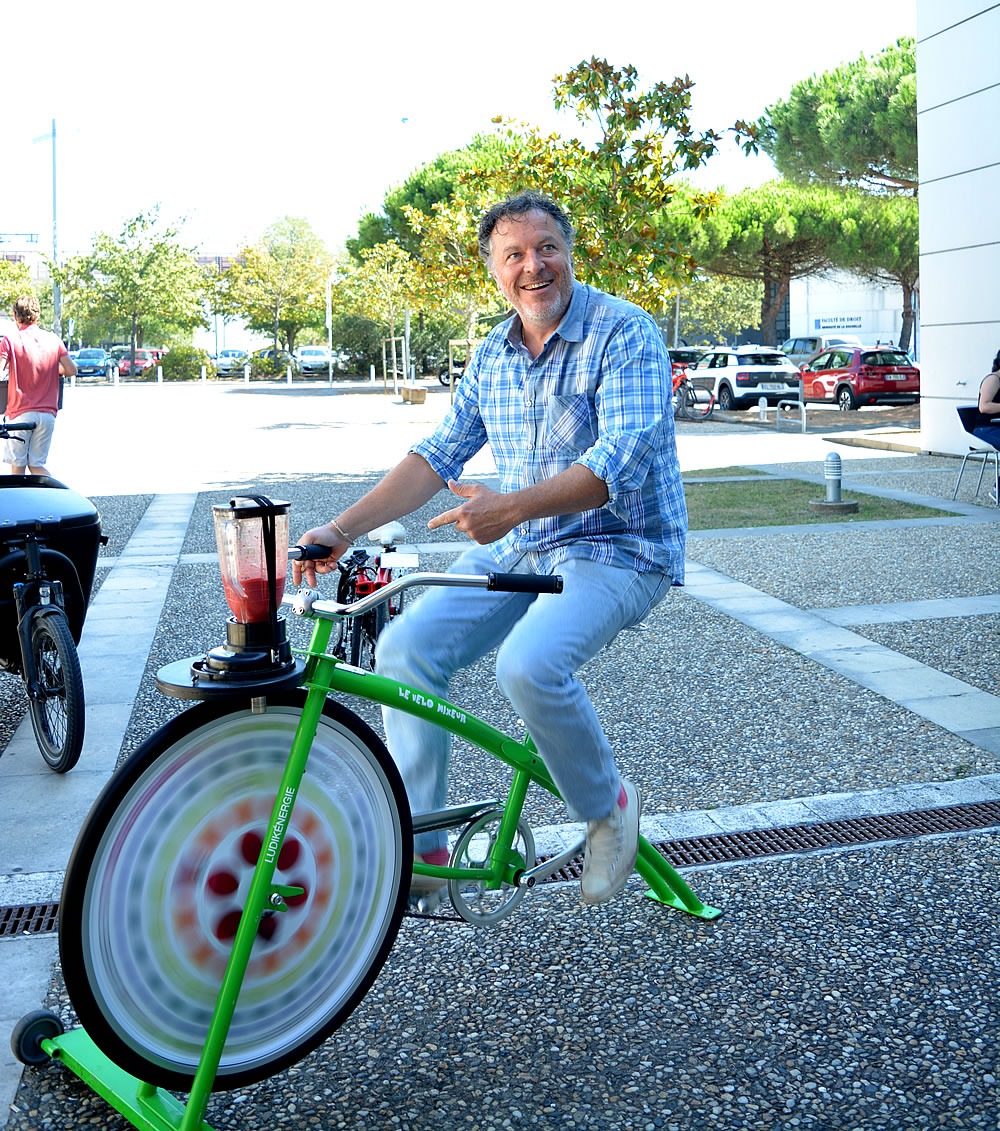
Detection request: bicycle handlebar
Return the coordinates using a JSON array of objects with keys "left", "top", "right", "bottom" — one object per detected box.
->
[
  {"left": 283, "top": 565, "right": 563, "bottom": 620},
  {"left": 289, "top": 545, "right": 561, "bottom": 594},
  {"left": 290, "top": 543, "right": 335, "bottom": 561},
  {"left": 487, "top": 572, "right": 563, "bottom": 594},
  {"left": 0, "top": 422, "right": 37, "bottom": 438}
]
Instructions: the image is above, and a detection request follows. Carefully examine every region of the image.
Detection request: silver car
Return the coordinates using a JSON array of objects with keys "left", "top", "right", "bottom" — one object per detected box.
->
[
  {"left": 780, "top": 334, "right": 862, "bottom": 367},
  {"left": 214, "top": 349, "right": 248, "bottom": 375},
  {"left": 295, "top": 347, "right": 332, "bottom": 375}
]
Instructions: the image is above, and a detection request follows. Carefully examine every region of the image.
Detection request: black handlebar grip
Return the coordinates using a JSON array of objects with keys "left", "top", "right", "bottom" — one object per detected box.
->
[
  {"left": 290, "top": 543, "right": 335, "bottom": 561},
  {"left": 486, "top": 572, "right": 564, "bottom": 594}
]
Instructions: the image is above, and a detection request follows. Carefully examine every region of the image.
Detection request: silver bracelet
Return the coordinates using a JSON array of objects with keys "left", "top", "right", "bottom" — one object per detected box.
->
[{"left": 330, "top": 517, "right": 352, "bottom": 543}]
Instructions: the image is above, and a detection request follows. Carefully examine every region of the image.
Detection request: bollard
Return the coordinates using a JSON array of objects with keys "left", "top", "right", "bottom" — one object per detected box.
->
[
  {"left": 824, "top": 451, "right": 843, "bottom": 503},
  {"left": 758, "top": 396, "right": 768, "bottom": 421},
  {"left": 809, "top": 450, "right": 858, "bottom": 514}
]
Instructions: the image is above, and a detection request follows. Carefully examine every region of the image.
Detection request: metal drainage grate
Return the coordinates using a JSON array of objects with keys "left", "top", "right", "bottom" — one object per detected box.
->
[
  {"left": 4, "top": 803, "right": 1000, "bottom": 934},
  {"left": 538, "top": 799, "right": 1000, "bottom": 882},
  {"left": 0, "top": 901, "right": 59, "bottom": 938}
]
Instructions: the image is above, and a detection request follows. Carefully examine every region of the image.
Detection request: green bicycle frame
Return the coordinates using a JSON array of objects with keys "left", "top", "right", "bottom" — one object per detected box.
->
[{"left": 39, "top": 584, "right": 720, "bottom": 1131}]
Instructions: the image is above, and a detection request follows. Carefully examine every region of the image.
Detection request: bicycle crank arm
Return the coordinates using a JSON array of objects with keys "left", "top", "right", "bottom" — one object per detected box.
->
[{"left": 517, "top": 837, "right": 586, "bottom": 888}]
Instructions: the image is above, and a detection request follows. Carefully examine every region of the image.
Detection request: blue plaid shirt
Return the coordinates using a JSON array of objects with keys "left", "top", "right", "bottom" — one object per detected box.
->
[{"left": 412, "top": 281, "right": 686, "bottom": 581}]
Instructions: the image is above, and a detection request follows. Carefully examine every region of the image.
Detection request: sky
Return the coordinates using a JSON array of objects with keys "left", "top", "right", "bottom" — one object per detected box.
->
[{"left": 4, "top": 0, "right": 915, "bottom": 263}]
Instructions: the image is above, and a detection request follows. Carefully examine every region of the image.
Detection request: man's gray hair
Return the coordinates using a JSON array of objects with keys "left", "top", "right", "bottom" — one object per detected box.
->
[{"left": 477, "top": 192, "right": 575, "bottom": 263}]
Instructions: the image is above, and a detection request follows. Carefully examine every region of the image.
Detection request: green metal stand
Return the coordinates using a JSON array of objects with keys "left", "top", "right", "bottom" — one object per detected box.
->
[
  {"left": 42, "top": 1028, "right": 215, "bottom": 1131},
  {"left": 637, "top": 836, "right": 722, "bottom": 920}
]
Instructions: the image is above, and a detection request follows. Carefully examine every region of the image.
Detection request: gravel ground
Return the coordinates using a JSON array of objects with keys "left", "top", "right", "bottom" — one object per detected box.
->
[
  {"left": 5, "top": 453, "right": 999, "bottom": 1131},
  {"left": 687, "top": 524, "right": 999, "bottom": 608},
  {"left": 9, "top": 834, "right": 997, "bottom": 1130}
]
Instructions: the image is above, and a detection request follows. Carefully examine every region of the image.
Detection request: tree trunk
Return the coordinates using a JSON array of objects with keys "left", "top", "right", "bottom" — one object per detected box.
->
[
  {"left": 760, "top": 273, "right": 790, "bottom": 346},
  {"left": 898, "top": 280, "right": 916, "bottom": 352}
]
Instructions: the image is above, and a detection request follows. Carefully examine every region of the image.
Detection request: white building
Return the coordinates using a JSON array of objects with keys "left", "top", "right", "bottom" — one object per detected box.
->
[
  {"left": 788, "top": 270, "right": 916, "bottom": 354},
  {"left": 916, "top": 0, "right": 1000, "bottom": 454}
]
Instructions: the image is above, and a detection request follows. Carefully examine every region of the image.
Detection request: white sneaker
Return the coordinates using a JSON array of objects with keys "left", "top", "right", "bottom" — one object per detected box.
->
[{"left": 581, "top": 780, "right": 641, "bottom": 905}]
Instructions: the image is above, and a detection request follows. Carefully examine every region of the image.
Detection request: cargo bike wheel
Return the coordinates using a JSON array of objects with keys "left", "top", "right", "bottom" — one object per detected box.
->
[
  {"left": 27, "top": 609, "right": 85, "bottom": 773},
  {"left": 58, "top": 693, "right": 412, "bottom": 1092}
]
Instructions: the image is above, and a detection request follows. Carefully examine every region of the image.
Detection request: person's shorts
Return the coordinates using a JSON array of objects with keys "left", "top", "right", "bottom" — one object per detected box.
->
[{"left": 3, "top": 412, "right": 56, "bottom": 468}]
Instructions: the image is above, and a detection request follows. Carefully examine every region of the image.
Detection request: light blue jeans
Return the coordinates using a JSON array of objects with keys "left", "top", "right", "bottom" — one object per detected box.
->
[{"left": 375, "top": 543, "right": 672, "bottom": 855}]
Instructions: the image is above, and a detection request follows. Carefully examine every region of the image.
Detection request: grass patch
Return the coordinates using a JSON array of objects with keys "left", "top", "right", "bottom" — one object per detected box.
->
[
  {"left": 684, "top": 476, "right": 944, "bottom": 530},
  {"left": 684, "top": 466, "right": 769, "bottom": 479}
]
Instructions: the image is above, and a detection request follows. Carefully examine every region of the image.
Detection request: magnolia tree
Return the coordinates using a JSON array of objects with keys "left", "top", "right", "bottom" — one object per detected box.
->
[{"left": 460, "top": 57, "right": 756, "bottom": 313}]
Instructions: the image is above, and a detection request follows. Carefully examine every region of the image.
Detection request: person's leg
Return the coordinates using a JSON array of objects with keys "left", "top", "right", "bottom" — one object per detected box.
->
[
  {"left": 495, "top": 558, "right": 671, "bottom": 820},
  {"left": 375, "top": 543, "right": 535, "bottom": 857},
  {"left": 25, "top": 414, "right": 54, "bottom": 477},
  {"left": 494, "top": 559, "right": 672, "bottom": 903}
]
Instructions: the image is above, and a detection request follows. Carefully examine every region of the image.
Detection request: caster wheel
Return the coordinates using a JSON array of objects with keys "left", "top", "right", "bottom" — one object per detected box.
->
[{"left": 11, "top": 1010, "right": 63, "bottom": 1066}]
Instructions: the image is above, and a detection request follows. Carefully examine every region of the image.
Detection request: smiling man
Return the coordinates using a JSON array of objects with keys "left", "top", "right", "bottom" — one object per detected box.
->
[{"left": 293, "top": 191, "right": 686, "bottom": 906}]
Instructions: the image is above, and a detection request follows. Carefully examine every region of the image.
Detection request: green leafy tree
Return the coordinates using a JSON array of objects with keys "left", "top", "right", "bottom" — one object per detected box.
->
[
  {"left": 759, "top": 38, "right": 917, "bottom": 194},
  {"left": 668, "top": 274, "right": 763, "bottom": 346},
  {"left": 215, "top": 218, "right": 333, "bottom": 355},
  {"left": 464, "top": 57, "right": 756, "bottom": 311},
  {"left": 0, "top": 259, "right": 35, "bottom": 312},
  {"left": 833, "top": 192, "right": 919, "bottom": 350},
  {"left": 700, "top": 181, "right": 850, "bottom": 345},
  {"left": 61, "top": 209, "right": 207, "bottom": 354},
  {"left": 347, "top": 135, "right": 513, "bottom": 262},
  {"left": 337, "top": 242, "right": 419, "bottom": 376},
  {"left": 403, "top": 196, "right": 506, "bottom": 341}
]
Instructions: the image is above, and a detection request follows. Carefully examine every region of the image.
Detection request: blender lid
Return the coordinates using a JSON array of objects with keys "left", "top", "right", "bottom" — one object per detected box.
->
[{"left": 211, "top": 496, "right": 291, "bottom": 520}]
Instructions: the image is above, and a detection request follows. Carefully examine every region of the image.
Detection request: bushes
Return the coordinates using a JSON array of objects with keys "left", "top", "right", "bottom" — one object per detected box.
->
[{"left": 159, "top": 345, "right": 214, "bottom": 381}]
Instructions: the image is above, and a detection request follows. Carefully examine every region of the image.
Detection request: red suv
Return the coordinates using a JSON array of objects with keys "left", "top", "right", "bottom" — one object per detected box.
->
[{"left": 800, "top": 346, "right": 919, "bottom": 410}]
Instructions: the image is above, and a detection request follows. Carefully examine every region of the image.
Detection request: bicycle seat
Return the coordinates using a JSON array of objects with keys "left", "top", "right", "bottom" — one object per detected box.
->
[{"left": 368, "top": 521, "right": 407, "bottom": 546}]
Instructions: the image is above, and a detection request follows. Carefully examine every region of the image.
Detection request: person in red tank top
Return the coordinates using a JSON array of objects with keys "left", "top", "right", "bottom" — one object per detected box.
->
[{"left": 0, "top": 294, "right": 77, "bottom": 475}]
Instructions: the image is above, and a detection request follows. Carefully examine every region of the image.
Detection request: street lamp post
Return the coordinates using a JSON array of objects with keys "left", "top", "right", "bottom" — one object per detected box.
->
[{"left": 32, "top": 120, "right": 60, "bottom": 338}]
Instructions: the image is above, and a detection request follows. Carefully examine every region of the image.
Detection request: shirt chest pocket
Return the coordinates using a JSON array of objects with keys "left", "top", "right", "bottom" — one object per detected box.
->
[{"left": 545, "top": 394, "right": 597, "bottom": 454}]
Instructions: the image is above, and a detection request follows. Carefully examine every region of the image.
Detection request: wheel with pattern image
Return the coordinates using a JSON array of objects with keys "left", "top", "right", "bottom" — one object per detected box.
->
[{"left": 58, "top": 694, "right": 412, "bottom": 1092}]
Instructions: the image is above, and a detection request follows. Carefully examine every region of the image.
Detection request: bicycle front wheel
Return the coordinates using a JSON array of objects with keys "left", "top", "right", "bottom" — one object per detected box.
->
[
  {"left": 59, "top": 694, "right": 412, "bottom": 1091},
  {"left": 27, "top": 610, "right": 84, "bottom": 772}
]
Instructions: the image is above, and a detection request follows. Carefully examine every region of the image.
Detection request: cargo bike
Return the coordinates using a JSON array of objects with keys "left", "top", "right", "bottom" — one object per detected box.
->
[{"left": 0, "top": 420, "right": 103, "bottom": 772}]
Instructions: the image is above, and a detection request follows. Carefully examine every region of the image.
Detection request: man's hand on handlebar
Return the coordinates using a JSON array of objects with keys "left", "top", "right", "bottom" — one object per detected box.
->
[{"left": 290, "top": 523, "right": 349, "bottom": 587}]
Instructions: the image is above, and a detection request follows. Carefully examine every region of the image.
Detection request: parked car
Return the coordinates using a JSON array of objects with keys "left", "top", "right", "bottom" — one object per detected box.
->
[
  {"left": 117, "top": 348, "right": 159, "bottom": 377},
  {"left": 74, "top": 348, "right": 112, "bottom": 381},
  {"left": 694, "top": 346, "right": 802, "bottom": 411},
  {"left": 250, "top": 348, "right": 294, "bottom": 375},
  {"left": 294, "top": 346, "right": 332, "bottom": 375},
  {"left": 799, "top": 346, "right": 920, "bottom": 410},
  {"left": 779, "top": 334, "right": 862, "bottom": 367},
  {"left": 666, "top": 347, "right": 705, "bottom": 372},
  {"left": 214, "top": 349, "right": 248, "bottom": 375}
]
